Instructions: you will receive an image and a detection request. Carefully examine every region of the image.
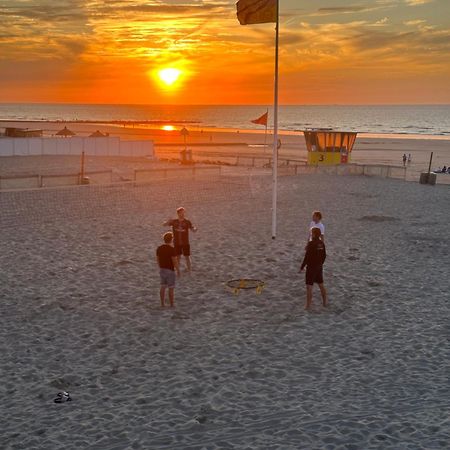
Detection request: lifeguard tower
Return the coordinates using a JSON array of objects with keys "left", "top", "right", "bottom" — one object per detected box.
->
[{"left": 303, "top": 129, "right": 357, "bottom": 165}]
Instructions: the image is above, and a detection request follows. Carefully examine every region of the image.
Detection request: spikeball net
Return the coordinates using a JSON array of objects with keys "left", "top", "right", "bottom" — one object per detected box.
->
[{"left": 226, "top": 278, "right": 265, "bottom": 295}]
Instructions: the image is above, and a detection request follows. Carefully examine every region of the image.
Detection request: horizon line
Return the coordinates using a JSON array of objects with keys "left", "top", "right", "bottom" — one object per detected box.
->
[{"left": 1, "top": 102, "right": 450, "bottom": 107}]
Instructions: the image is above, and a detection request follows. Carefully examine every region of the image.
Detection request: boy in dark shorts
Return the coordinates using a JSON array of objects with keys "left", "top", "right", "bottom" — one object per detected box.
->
[
  {"left": 156, "top": 232, "right": 180, "bottom": 307},
  {"left": 163, "top": 207, "right": 197, "bottom": 271},
  {"left": 300, "top": 227, "right": 327, "bottom": 310}
]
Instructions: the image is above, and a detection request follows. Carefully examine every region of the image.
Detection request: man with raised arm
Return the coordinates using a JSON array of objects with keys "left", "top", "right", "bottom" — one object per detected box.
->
[{"left": 163, "top": 207, "right": 197, "bottom": 272}]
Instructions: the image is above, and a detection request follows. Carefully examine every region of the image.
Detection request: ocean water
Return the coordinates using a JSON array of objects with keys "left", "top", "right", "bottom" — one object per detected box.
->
[{"left": 1, "top": 103, "right": 450, "bottom": 136}]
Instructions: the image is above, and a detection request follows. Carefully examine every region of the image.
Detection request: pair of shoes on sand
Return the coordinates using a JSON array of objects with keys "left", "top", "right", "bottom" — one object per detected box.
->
[{"left": 54, "top": 391, "right": 72, "bottom": 403}]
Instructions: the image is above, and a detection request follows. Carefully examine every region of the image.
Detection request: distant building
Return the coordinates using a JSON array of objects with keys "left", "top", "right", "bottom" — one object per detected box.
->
[{"left": 4, "top": 128, "right": 43, "bottom": 138}]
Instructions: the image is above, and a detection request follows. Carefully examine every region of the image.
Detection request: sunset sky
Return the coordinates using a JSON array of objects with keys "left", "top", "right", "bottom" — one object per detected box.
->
[{"left": 1, "top": 0, "right": 449, "bottom": 105}]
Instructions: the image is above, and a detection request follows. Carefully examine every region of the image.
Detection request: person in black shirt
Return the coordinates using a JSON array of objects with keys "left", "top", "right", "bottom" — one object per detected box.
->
[
  {"left": 163, "top": 207, "right": 197, "bottom": 272},
  {"left": 156, "top": 232, "right": 180, "bottom": 307},
  {"left": 300, "top": 227, "right": 327, "bottom": 309}
]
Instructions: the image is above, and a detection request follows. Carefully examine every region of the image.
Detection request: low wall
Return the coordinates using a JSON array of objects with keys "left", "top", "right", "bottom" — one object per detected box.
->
[
  {"left": 290, "top": 163, "right": 407, "bottom": 178},
  {"left": 363, "top": 165, "right": 390, "bottom": 178},
  {"left": 336, "top": 165, "right": 364, "bottom": 175},
  {"left": 434, "top": 173, "right": 450, "bottom": 185},
  {"left": 386, "top": 166, "right": 407, "bottom": 179},
  {"left": 290, "top": 163, "right": 450, "bottom": 185}
]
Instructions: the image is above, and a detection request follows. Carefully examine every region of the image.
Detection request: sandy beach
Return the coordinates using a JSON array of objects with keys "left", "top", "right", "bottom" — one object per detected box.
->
[
  {"left": 1, "top": 165, "right": 449, "bottom": 448},
  {"left": 2, "top": 0, "right": 449, "bottom": 446},
  {"left": 2, "top": 120, "right": 450, "bottom": 172}
]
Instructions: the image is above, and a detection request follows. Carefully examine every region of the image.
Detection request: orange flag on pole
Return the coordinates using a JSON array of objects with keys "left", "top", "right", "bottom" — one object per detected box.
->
[
  {"left": 236, "top": 0, "right": 279, "bottom": 239},
  {"left": 236, "top": 0, "right": 277, "bottom": 25},
  {"left": 251, "top": 111, "right": 268, "bottom": 126}
]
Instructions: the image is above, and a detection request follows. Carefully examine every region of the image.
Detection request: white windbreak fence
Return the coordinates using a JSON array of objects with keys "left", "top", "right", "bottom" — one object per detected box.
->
[{"left": 0, "top": 137, "right": 154, "bottom": 158}]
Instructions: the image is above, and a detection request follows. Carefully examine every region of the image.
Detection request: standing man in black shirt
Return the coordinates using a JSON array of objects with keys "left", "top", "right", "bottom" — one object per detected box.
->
[
  {"left": 300, "top": 227, "right": 327, "bottom": 310},
  {"left": 156, "top": 232, "right": 180, "bottom": 307},
  {"left": 163, "top": 207, "right": 197, "bottom": 272}
]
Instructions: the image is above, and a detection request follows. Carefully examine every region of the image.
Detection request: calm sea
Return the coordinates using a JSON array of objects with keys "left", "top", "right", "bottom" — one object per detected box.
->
[{"left": 1, "top": 103, "right": 450, "bottom": 136}]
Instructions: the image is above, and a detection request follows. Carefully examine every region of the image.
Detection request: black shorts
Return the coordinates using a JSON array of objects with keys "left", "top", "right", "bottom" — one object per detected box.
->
[
  {"left": 305, "top": 266, "right": 323, "bottom": 285},
  {"left": 174, "top": 244, "right": 190, "bottom": 256}
]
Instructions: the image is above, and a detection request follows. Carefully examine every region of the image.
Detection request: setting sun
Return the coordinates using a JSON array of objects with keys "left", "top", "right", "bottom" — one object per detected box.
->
[{"left": 158, "top": 68, "right": 181, "bottom": 86}]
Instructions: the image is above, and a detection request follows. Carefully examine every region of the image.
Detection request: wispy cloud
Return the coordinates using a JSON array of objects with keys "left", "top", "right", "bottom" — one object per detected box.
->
[
  {"left": 317, "top": 6, "right": 370, "bottom": 14},
  {"left": 277, "top": 19, "right": 450, "bottom": 74},
  {"left": 314, "top": 2, "right": 397, "bottom": 16},
  {"left": 373, "top": 17, "right": 390, "bottom": 26},
  {"left": 404, "top": 19, "right": 427, "bottom": 25},
  {"left": 404, "top": 0, "right": 434, "bottom": 5}
]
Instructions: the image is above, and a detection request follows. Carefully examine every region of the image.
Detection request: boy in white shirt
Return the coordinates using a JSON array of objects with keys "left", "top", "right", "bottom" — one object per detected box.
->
[{"left": 308, "top": 211, "right": 325, "bottom": 242}]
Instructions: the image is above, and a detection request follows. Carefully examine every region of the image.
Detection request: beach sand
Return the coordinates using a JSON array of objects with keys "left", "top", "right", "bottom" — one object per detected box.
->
[
  {"left": 1, "top": 169, "right": 449, "bottom": 449},
  {"left": 2, "top": 120, "right": 450, "bottom": 171}
]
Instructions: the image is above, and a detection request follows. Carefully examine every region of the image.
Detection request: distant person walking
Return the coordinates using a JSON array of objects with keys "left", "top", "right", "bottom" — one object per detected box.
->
[
  {"left": 407, "top": 153, "right": 412, "bottom": 165},
  {"left": 402, "top": 154, "right": 407, "bottom": 166},
  {"left": 156, "top": 232, "right": 180, "bottom": 308},
  {"left": 300, "top": 227, "right": 327, "bottom": 310},
  {"left": 163, "top": 207, "right": 197, "bottom": 271}
]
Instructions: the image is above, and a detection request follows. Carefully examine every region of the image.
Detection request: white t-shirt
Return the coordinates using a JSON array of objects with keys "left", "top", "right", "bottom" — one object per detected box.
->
[{"left": 309, "top": 221, "right": 325, "bottom": 240}]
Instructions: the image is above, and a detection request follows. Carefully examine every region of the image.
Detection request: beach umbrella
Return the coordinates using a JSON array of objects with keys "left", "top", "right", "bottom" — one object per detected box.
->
[
  {"left": 89, "top": 130, "right": 105, "bottom": 138},
  {"left": 56, "top": 126, "right": 76, "bottom": 137}
]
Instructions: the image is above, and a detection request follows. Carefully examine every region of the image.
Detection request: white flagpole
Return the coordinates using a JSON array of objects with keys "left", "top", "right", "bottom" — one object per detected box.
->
[
  {"left": 264, "top": 108, "right": 268, "bottom": 153},
  {"left": 271, "top": 0, "right": 279, "bottom": 239}
]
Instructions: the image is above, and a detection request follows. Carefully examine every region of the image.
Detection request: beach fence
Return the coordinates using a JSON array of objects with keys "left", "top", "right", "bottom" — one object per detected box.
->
[
  {"left": 268, "top": 163, "right": 408, "bottom": 178},
  {"left": 246, "top": 161, "right": 450, "bottom": 185},
  {"left": 134, "top": 165, "right": 221, "bottom": 182},
  {"left": 275, "top": 163, "right": 409, "bottom": 179},
  {"left": 299, "top": 163, "right": 410, "bottom": 179},
  {"left": 430, "top": 173, "right": 450, "bottom": 185},
  {"left": 0, "top": 137, "right": 154, "bottom": 157},
  {"left": 235, "top": 155, "right": 305, "bottom": 168},
  {"left": 0, "top": 170, "right": 113, "bottom": 190},
  {"left": 0, "top": 165, "right": 222, "bottom": 191}
]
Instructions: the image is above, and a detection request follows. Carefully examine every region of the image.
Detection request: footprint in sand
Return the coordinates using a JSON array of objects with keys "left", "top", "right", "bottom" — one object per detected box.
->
[
  {"left": 113, "top": 259, "right": 134, "bottom": 267},
  {"left": 358, "top": 215, "right": 399, "bottom": 222}
]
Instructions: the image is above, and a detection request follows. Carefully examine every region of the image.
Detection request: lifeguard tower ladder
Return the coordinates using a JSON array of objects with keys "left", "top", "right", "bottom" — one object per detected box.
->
[{"left": 303, "top": 129, "right": 357, "bottom": 165}]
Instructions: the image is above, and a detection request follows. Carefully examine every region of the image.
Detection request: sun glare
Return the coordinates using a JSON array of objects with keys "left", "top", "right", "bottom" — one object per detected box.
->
[
  {"left": 162, "top": 125, "right": 175, "bottom": 131},
  {"left": 158, "top": 68, "right": 181, "bottom": 86}
]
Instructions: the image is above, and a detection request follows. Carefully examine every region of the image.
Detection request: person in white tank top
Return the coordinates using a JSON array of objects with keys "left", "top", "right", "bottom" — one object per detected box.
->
[{"left": 308, "top": 211, "right": 325, "bottom": 242}]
